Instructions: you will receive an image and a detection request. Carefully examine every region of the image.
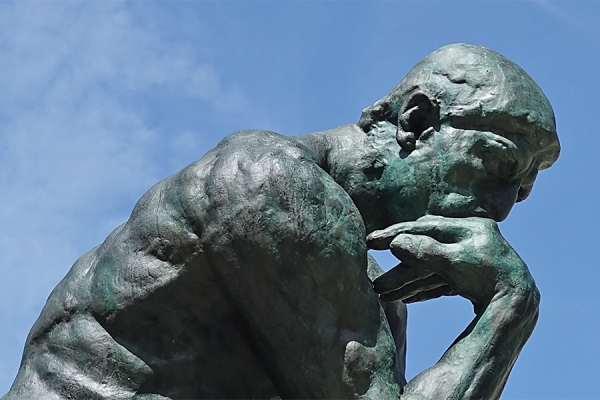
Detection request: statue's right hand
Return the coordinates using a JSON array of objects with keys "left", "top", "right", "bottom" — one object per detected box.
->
[{"left": 367, "top": 215, "right": 538, "bottom": 314}]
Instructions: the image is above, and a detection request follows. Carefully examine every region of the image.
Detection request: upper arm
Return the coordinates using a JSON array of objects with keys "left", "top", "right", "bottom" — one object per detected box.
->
[
  {"left": 197, "top": 133, "right": 373, "bottom": 315},
  {"left": 183, "top": 133, "right": 390, "bottom": 397}
]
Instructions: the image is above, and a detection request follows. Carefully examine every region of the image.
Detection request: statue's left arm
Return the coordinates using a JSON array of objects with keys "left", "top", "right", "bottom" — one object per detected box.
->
[{"left": 368, "top": 215, "right": 540, "bottom": 400}]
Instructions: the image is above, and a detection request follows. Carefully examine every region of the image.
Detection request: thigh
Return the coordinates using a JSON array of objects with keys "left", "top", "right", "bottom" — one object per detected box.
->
[{"left": 367, "top": 254, "right": 408, "bottom": 388}]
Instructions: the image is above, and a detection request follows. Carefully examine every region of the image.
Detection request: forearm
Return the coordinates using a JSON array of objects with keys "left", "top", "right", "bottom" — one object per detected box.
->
[{"left": 402, "top": 285, "right": 540, "bottom": 400}]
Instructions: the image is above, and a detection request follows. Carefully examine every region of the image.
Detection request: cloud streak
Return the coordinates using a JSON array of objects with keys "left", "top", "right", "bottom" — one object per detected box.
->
[{"left": 533, "top": 0, "right": 595, "bottom": 35}]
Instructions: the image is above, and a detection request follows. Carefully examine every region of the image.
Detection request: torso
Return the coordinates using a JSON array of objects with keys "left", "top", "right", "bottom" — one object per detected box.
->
[{"left": 7, "top": 130, "right": 386, "bottom": 399}]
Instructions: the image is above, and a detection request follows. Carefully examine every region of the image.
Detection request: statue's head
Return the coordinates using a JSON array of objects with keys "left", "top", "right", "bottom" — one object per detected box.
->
[{"left": 358, "top": 43, "right": 560, "bottom": 225}]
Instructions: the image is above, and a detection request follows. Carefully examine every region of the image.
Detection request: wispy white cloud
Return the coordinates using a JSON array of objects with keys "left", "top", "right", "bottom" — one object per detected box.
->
[
  {"left": 533, "top": 0, "right": 594, "bottom": 34},
  {"left": 0, "top": 1, "right": 249, "bottom": 391}
]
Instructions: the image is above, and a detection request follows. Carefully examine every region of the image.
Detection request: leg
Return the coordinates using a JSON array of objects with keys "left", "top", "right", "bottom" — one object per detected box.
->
[{"left": 367, "top": 254, "right": 408, "bottom": 388}]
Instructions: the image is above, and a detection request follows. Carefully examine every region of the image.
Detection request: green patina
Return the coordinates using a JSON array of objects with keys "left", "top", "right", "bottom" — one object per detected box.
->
[{"left": 3, "top": 44, "right": 558, "bottom": 400}]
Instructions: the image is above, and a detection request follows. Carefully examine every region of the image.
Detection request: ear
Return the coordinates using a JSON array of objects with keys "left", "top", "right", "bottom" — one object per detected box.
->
[{"left": 396, "top": 92, "right": 440, "bottom": 153}]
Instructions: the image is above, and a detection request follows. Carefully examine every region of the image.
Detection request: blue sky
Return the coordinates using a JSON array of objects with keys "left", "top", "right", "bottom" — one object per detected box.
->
[{"left": 0, "top": 1, "right": 598, "bottom": 398}]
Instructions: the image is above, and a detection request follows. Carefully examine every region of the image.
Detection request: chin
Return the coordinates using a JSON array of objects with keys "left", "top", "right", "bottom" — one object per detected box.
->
[{"left": 428, "top": 193, "right": 508, "bottom": 221}]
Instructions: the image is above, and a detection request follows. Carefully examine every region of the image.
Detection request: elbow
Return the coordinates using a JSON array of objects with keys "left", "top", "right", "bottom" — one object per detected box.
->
[
  {"left": 525, "top": 284, "right": 541, "bottom": 325},
  {"left": 493, "top": 279, "right": 540, "bottom": 329},
  {"left": 516, "top": 279, "right": 540, "bottom": 318},
  {"left": 515, "top": 284, "right": 540, "bottom": 330}
]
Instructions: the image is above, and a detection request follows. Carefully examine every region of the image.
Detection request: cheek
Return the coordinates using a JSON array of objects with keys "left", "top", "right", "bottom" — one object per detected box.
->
[
  {"left": 435, "top": 153, "right": 486, "bottom": 194},
  {"left": 424, "top": 157, "right": 502, "bottom": 218},
  {"left": 416, "top": 160, "right": 479, "bottom": 218},
  {"left": 381, "top": 145, "right": 458, "bottom": 213},
  {"left": 378, "top": 160, "right": 433, "bottom": 222}
]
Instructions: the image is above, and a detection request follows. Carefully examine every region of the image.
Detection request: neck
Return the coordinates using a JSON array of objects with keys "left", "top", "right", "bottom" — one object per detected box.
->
[{"left": 293, "top": 122, "right": 403, "bottom": 233}]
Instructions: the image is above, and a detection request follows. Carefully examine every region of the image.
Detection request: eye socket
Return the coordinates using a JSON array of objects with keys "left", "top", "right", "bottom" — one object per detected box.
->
[
  {"left": 482, "top": 152, "right": 519, "bottom": 178},
  {"left": 474, "top": 136, "right": 520, "bottom": 178},
  {"left": 446, "top": 117, "right": 535, "bottom": 178}
]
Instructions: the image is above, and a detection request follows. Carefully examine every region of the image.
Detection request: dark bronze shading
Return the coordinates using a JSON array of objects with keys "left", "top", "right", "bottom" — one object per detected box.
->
[{"left": 3, "top": 43, "right": 559, "bottom": 400}]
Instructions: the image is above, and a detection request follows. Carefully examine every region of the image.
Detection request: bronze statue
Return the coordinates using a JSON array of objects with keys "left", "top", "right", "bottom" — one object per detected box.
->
[{"left": 3, "top": 43, "right": 559, "bottom": 399}]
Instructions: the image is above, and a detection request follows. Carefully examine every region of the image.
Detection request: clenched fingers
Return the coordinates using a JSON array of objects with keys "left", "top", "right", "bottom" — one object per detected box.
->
[
  {"left": 378, "top": 274, "right": 448, "bottom": 302},
  {"left": 402, "top": 284, "right": 456, "bottom": 303},
  {"left": 367, "top": 215, "right": 468, "bottom": 250},
  {"left": 373, "top": 263, "right": 434, "bottom": 295}
]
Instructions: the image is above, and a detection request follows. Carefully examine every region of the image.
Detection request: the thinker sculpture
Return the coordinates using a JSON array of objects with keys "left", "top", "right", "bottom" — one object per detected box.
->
[{"left": 3, "top": 44, "right": 559, "bottom": 400}]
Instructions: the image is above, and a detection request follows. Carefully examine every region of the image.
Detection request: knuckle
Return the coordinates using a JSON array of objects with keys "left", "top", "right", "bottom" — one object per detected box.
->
[{"left": 446, "top": 243, "right": 463, "bottom": 263}]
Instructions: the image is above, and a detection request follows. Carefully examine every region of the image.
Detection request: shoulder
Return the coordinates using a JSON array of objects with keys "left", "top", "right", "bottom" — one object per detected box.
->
[
  {"left": 174, "top": 129, "right": 366, "bottom": 250},
  {"left": 194, "top": 131, "right": 372, "bottom": 314},
  {"left": 103, "top": 127, "right": 366, "bottom": 265},
  {"left": 173, "top": 129, "right": 316, "bottom": 206}
]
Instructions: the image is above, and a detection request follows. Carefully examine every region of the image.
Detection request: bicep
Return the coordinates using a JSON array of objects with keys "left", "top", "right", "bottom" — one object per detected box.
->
[{"left": 199, "top": 156, "right": 385, "bottom": 397}]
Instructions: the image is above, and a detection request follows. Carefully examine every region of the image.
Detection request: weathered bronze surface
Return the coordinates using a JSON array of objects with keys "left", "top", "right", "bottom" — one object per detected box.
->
[{"left": 2, "top": 44, "right": 559, "bottom": 399}]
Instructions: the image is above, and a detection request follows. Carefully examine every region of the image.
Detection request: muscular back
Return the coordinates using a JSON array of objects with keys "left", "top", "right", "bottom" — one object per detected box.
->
[{"left": 5, "top": 130, "right": 398, "bottom": 399}]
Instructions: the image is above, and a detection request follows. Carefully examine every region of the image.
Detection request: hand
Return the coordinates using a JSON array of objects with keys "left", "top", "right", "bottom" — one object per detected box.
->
[{"left": 367, "top": 215, "right": 536, "bottom": 312}]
